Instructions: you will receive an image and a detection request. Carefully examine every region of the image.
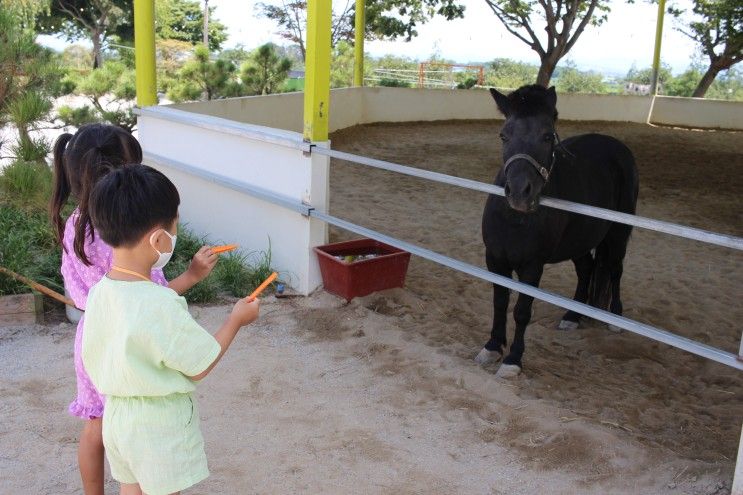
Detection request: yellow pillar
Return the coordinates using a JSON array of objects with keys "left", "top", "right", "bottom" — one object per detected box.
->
[
  {"left": 353, "top": 0, "right": 365, "bottom": 87},
  {"left": 650, "top": 0, "right": 666, "bottom": 95},
  {"left": 134, "top": 0, "right": 157, "bottom": 107},
  {"left": 303, "top": 0, "right": 332, "bottom": 142}
]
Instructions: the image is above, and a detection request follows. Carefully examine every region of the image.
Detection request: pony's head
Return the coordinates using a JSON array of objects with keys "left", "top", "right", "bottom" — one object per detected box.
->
[{"left": 490, "top": 85, "right": 559, "bottom": 213}]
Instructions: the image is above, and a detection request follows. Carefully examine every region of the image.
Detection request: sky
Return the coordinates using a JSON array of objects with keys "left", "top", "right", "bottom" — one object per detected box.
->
[
  {"left": 207, "top": 0, "right": 700, "bottom": 75},
  {"left": 39, "top": 0, "right": 701, "bottom": 76}
]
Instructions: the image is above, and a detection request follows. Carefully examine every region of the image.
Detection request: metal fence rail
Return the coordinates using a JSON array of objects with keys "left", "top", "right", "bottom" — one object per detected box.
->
[
  {"left": 145, "top": 150, "right": 743, "bottom": 372},
  {"left": 313, "top": 147, "right": 743, "bottom": 251},
  {"left": 311, "top": 210, "right": 743, "bottom": 371}
]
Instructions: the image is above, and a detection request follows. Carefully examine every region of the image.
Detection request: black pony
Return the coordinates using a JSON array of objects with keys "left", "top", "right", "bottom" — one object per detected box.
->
[{"left": 478, "top": 85, "right": 639, "bottom": 378}]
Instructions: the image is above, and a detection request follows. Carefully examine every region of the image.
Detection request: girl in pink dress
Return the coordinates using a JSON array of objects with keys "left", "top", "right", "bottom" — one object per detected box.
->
[{"left": 50, "top": 124, "right": 219, "bottom": 495}]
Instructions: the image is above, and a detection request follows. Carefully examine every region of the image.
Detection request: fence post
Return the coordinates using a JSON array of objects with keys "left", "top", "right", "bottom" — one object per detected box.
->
[
  {"left": 303, "top": 0, "right": 331, "bottom": 142},
  {"left": 353, "top": 0, "right": 365, "bottom": 87},
  {"left": 133, "top": 0, "right": 157, "bottom": 107},
  {"left": 650, "top": 0, "right": 666, "bottom": 95},
  {"left": 734, "top": 423, "right": 743, "bottom": 495}
]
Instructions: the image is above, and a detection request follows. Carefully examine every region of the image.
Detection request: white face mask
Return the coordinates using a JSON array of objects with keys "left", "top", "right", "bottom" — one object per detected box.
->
[{"left": 150, "top": 229, "right": 177, "bottom": 270}]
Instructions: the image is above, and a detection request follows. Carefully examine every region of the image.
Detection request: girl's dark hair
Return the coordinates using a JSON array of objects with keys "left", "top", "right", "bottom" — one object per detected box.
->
[
  {"left": 89, "top": 164, "right": 180, "bottom": 248},
  {"left": 50, "top": 124, "right": 143, "bottom": 265}
]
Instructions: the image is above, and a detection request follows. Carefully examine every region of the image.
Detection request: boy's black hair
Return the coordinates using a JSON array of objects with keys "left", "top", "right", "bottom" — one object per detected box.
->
[{"left": 89, "top": 164, "right": 180, "bottom": 247}]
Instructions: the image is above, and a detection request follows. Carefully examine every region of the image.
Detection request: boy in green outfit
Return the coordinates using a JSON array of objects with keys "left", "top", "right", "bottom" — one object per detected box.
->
[{"left": 82, "top": 164, "right": 260, "bottom": 495}]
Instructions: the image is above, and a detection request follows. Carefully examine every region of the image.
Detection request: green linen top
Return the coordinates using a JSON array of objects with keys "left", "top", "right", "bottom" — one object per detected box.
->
[{"left": 82, "top": 277, "right": 221, "bottom": 397}]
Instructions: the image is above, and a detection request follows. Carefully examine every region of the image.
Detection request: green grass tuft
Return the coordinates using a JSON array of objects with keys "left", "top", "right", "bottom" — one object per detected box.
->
[
  {"left": 0, "top": 205, "right": 62, "bottom": 295},
  {"left": 164, "top": 225, "right": 275, "bottom": 303}
]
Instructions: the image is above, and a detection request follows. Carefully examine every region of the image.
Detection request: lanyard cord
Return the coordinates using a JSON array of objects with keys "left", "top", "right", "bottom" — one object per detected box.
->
[{"left": 110, "top": 265, "right": 152, "bottom": 282}]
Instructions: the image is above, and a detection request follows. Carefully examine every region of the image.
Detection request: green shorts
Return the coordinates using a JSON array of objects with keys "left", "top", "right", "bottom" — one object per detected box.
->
[{"left": 103, "top": 393, "right": 209, "bottom": 495}]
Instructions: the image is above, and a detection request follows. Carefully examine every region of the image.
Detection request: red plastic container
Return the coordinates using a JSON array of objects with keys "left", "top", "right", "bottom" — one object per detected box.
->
[{"left": 314, "top": 239, "right": 411, "bottom": 301}]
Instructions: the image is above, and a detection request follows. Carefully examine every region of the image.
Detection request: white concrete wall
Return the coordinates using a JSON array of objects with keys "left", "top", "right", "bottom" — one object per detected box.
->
[
  {"left": 169, "top": 89, "right": 364, "bottom": 134},
  {"left": 170, "top": 87, "right": 743, "bottom": 130},
  {"left": 137, "top": 107, "right": 328, "bottom": 295},
  {"left": 171, "top": 92, "right": 304, "bottom": 133},
  {"left": 652, "top": 96, "right": 743, "bottom": 130}
]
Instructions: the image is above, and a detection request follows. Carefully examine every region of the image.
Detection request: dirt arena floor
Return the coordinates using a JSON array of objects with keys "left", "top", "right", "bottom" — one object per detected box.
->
[
  {"left": 1, "top": 119, "right": 741, "bottom": 494},
  {"left": 329, "top": 120, "right": 743, "bottom": 489}
]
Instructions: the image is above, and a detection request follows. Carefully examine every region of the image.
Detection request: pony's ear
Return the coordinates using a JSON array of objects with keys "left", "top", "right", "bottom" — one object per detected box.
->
[
  {"left": 546, "top": 86, "right": 557, "bottom": 109},
  {"left": 489, "top": 88, "right": 510, "bottom": 117}
]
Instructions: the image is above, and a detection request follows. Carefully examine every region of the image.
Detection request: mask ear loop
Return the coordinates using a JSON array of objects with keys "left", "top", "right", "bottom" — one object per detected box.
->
[{"left": 149, "top": 229, "right": 173, "bottom": 255}]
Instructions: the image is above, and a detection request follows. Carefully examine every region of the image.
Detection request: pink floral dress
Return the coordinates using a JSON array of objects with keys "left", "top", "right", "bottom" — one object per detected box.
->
[{"left": 61, "top": 210, "right": 168, "bottom": 419}]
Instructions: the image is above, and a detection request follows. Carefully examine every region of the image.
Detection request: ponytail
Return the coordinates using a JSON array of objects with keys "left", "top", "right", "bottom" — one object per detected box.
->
[
  {"left": 73, "top": 148, "right": 111, "bottom": 265},
  {"left": 49, "top": 133, "right": 74, "bottom": 247},
  {"left": 50, "top": 124, "right": 143, "bottom": 266}
]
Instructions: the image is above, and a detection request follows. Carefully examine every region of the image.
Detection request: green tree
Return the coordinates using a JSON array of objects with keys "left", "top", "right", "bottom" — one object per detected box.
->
[
  {"left": 155, "top": 39, "right": 194, "bottom": 93},
  {"left": 112, "top": 0, "right": 228, "bottom": 52},
  {"left": 484, "top": 0, "right": 610, "bottom": 86},
  {"left": 58, "top": 60, "right": 137, "bottom": 131},
  {"left": 667, "top": 0, "right": 743, "bottom": 97},
  {"left": 60, "top": 44, "right": 94, "bottom": 70},
  {"left": 240, "top": 44, "right": 293, "bottom": 95},
  {"left": 38, "top": 0, "right": 130, "bottom": 68},
  {"left": 218, "top": 46, "right": 253, "bottom": 67},
  {"left": 0, "top": 6, "right": 59, "bottom": 163},
  {"left": 555, "top": 60, "right": 606, "bottom": 93},
  {"left": 256, "top": 0, "right": 465, "bottom": 62},
  {"left": 485, "top": 58, "right": 539, "bottom": 89},
  {"left": 625, "top": 63, "right": 674, "bottom": 86},
  {"left": 168, "top": 44, "right": 241, "bottom": 102},
  {"left": 664, "top": 65, "right": 704, "bottom": 97},
  {"left": 330, "top": 41, "right": 355, "bottom": 88},
  {"left": 706, "top": 66, "right": 743, "bottom": 100},
  {"left": 0, "top": 0, "right": 50, "bottom": 25}
]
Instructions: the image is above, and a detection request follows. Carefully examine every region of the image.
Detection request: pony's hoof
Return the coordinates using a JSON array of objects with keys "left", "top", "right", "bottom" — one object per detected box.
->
[
  {"left": 607, "top": 324, "right": 623, "bottom": 334},
  {"left": 474, "top": 348, "right": 502, "bottom": 366},
  {"left": 496, "top": 364, "right": 521, "bottom": 379},
  {"left": 558, "top": 319, "right": 579, "bottom": 331}
]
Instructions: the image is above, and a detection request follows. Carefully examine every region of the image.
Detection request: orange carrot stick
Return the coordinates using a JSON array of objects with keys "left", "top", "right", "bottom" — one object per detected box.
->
[
  {"left": 246, "top": 272, "right": 278, "bottom": 301},
  {"left": 211, "top": 244, "right": 238, "bottom": 254}
]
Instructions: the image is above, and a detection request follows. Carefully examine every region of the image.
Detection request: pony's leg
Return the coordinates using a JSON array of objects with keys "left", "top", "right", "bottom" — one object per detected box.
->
[
  {"left": 603, "top": 224, "right": 632, "bottom": 332},
  {"left": 475, "top": 253, "right": 511, "bottom": 365},
  {"left": 559, "top": 253, "right": 594, "bottom": 330},
  {"left": 498, "top": 263, "right": 544, "bottom": 378},
  {"left": 609, "top": 259, "right": 624, "bottom": 316}
]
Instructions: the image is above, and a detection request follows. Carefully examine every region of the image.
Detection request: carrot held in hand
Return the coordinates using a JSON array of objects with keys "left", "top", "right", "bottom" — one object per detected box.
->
[
  {"left": 211, "top": 244, "right": 238, "bottom": 254},
  {"left": 246, "top": 272, "right": 278, "bottom": 302}
]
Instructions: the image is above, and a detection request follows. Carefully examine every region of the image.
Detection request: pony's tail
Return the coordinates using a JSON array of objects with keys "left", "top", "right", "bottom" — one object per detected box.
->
[
  {"left": 587, "top": 243, "right": 611, "bottom": 311},
  {"left": 50, "top": 133, "right": 74, "bottom": 247}
]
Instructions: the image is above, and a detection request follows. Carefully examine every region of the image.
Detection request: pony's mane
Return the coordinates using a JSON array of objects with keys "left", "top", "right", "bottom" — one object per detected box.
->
[{"left": 507, "top": 85, "right": 559, "bottom": 121}]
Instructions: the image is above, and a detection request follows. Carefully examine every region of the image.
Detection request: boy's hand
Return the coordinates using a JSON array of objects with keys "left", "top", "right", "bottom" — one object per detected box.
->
[
  {"left": 230, "top": 297, "right": 260, "bottom": 327},
  {"left": 188, "top": 246, "right": 219, "bottom": 282}
]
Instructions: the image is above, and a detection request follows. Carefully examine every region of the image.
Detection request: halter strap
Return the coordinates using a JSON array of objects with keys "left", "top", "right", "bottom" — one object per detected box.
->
[
  {"left": 503, "top": 153, "right": 553, "bottom": 182},
  {"left": 110, "top": 265, "right": 152, "bottom": 282}
]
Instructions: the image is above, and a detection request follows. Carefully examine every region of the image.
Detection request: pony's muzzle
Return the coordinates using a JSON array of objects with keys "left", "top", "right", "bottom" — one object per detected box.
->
[{"left": 505, "top": 179, "right": 536, "bottom": 213}]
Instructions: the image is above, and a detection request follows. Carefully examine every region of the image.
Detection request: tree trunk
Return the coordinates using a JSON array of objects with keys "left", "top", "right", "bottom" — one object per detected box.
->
[
  {"left": 536, "top": 52, "right": 560, "bottom": 87},
  {"left": 92, "top": 30, "right": 103, "bottom": 69},
  {"left": 692, "top": 63, "right": 722, "bottom": 98}
]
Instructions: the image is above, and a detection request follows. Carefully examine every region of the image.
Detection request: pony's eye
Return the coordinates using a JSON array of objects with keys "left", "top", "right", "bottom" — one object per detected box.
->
[
  {"left": 500, "top": 133, "right": 509, "bottom": 142},
  {"left": 543, "top": 133, "right": 554, "bottom": 142}
]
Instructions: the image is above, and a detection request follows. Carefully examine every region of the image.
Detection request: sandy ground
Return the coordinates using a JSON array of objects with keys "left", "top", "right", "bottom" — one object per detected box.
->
[
  {"left": 1, "top": 120, "right": 741, "bottom": 494},
  {"left": 328, "top": 120, "right": 743, "bottom": 490},
  {"left": 0, "top": 293, "right": 733, "bottom": 494}
]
